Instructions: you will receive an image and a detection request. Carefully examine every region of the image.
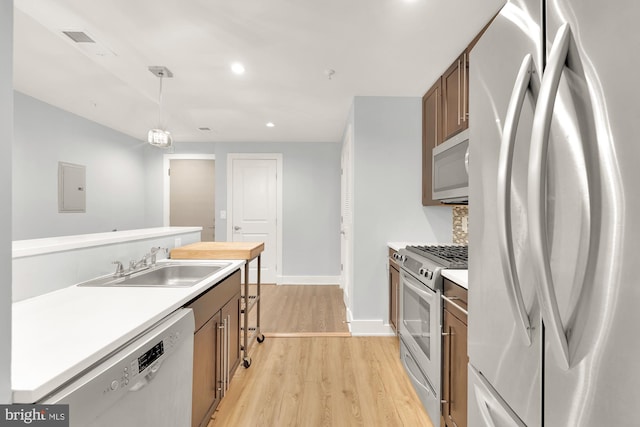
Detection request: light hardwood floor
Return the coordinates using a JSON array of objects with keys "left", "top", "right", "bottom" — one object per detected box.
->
[
  {"left": 250, "top": 285, "right": 350, "bottom": 336},
  {"left": 209, "top": 285, "right": 433, "bottom": 426},
  {"left": 208, "top": 337, "right": 434, "bottom": 427}
]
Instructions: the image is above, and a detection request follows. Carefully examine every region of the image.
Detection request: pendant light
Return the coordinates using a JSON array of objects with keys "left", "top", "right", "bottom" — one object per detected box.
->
[{"left": 147, "top": 66, "right": 173, "bottom": 147}]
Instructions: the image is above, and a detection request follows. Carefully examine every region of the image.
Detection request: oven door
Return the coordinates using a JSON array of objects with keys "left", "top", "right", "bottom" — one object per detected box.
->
[
  {"left": 401, "top": 339, "right": 441, "bottom": 424},
  {"left": 399, "top": 269, "right": 442, "bottom": 387}
]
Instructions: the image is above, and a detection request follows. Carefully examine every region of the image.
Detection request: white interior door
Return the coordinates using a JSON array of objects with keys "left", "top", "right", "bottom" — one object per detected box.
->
[
  {"left": 340, "top": 126, "right": 354, "bottom": 313},
  {"left": 228, "top": 155, "right": 280, "bottom": 284}
]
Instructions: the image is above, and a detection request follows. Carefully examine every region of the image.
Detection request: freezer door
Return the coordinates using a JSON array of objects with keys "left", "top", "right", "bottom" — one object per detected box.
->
[
  {"left": 468, "top": 364, "right": 527, "bottom": 427},
  {"left": 468, "top": 1, "right": 542, "bottom": 426},
  {"left": 538, "top": 1, "right": 640, "bottom": 425}
]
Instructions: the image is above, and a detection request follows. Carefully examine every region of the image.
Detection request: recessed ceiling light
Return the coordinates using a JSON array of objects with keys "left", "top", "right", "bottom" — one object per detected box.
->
[
  {"left": 231, "top": 62, "right": 245, "bottom": 75},
  {"left": 266, "top": 122, "right": 275, "bottom": 128}
]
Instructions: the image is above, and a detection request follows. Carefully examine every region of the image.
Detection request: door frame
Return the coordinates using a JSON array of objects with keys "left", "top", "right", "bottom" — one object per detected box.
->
[
  {"left": 163, "top": 154, "right": 216, "bottom": 227},
  {"left": 340, "top": 125, "right": 354, "bottom": 319},
  {"left": 226, "top": 153, "right": 283, "bottom": 284}
]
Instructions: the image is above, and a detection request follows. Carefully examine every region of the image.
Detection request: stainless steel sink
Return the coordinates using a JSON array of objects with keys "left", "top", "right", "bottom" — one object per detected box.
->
[{"left": 78, "top": 262, "right": 231, "bottom": 287}]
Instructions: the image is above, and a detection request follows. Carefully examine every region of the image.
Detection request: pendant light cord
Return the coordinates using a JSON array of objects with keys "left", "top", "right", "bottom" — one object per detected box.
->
[{"left": 157, "top": 72, "right": 164, "bottom": 129}]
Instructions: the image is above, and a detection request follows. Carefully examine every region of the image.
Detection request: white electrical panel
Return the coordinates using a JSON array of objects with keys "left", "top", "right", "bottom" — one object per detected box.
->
[{"left": 58, "top": 162, "right": 86, "bottom": 213}]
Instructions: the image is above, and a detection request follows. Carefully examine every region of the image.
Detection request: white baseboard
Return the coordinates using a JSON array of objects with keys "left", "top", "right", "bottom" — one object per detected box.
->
[
  {"left": 346, "top": 307, "right": 354, "bottom": 333},
  {"left": 347, "top": 318, "right": 396, "bottom": 336},
  {"left": 276, "top": 275, "right": 341, "bottom": 285}
]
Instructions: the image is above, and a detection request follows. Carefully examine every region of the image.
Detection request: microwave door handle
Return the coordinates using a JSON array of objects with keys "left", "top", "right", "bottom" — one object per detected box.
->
[
  {"left": 464, "top": 146, "right": 470, "bottom": 175},
  {"left": 528, "top": 23, "right": 572, "bottom": 370},
  {"left": 497, "top": 53, "right": 539, "bottom": 347}
]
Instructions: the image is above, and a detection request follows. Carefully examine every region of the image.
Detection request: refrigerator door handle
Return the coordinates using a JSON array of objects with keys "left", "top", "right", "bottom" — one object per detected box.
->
[
  {"left": 470, "top": 365, "right": 527, "bottom": 427},
  {"left": 497, "top": 53, "right": 539, "bottom": 347},
  {"left": 528, "top": 23, "right": 572, "bottom": 370}
]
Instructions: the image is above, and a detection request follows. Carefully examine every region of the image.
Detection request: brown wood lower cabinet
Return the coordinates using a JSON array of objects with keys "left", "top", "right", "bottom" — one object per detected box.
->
[
  {"left": 442, "top": 278, "right": 468, "bottom": 427},
  {"left": 187, "top": 270, "right": 241, "bottom": 427}
]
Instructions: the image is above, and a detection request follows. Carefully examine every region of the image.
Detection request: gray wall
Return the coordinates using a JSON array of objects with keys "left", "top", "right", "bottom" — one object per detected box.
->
[
  {"left": 1, "top": 0, "right": 12, "bottom": 404},
  {"left": 351, "top": 96, "right": 452, "bottom": 321},
  {"left": 13, "top": 93, "right": 157, "bottom": 240},
  {"left": 12, "top": 90, "right": 341, "bottom": 277},
  {"left": 148, "top": 141, "right": 342, "bottom": 277}
]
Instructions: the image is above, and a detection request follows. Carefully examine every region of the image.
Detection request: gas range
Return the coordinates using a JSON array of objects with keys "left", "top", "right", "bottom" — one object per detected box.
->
[
  {"left": 397, "top": 244, "right": 469, "bottom": 421},
  {"left": 405, "top": 245, "right": 468, "bottom": 269},
  {"left": 396, "top": 244, "right": 468, "bottom": 291}
]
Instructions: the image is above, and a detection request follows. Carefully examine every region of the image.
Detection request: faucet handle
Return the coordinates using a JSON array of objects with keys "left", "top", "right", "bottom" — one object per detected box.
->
[
  {"left": 112, "top": 261, "right": 124, "bottom": 277},
  {"left": 149, "top": 247, "right": 168, "bottom": 264}
]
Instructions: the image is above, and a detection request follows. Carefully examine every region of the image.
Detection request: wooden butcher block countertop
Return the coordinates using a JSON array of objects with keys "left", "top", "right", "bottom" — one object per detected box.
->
[{"left": 171, "top": 241, "right": 264, "bottom": 260}]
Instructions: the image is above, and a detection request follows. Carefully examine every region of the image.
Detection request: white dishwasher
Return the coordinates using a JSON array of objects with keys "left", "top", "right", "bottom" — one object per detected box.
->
[{"left": 40, "top": 309, "right": 195, "bottom": 427}]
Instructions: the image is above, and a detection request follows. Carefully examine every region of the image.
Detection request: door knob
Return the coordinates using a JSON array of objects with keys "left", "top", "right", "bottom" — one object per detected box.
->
[{"left": 234, "top": 226, "right": 242, "bottom": 231}]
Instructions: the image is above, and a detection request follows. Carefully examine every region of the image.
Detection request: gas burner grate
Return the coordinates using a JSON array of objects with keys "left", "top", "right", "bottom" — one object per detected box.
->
[{"left": 405, "top": 245, "right": 468, "bottom": 269}]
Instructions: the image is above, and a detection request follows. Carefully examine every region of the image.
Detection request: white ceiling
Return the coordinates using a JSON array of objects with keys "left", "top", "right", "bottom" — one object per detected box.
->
[{"left": 13, "top": 0, "right": 504, "bottom": 144}]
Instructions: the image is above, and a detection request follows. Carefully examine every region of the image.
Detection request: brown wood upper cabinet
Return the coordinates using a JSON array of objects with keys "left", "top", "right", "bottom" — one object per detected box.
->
[
  {"left": 442, "top": 51, "right": 469, "bottom": 140},
  {"left": 422, "top": 79, "right": 442, "bottom": 206},
  {"left": 422, "top": 49, "right": 470, "bottom": 206}
]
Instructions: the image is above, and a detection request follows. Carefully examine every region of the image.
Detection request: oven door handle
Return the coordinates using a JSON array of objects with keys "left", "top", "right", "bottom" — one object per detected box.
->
[
  {"left": 497, "top": 53, "right": 539, "bottom": 347},
  {"left": 401, "top": 271, "right": 435, "bottom": 301}
]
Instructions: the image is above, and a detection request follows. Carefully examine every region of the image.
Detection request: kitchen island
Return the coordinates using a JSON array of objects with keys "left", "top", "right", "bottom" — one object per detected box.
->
[
  {"left": 11, "top": 258, "right": 244, "bottom": 404},
  {"left": 171, "top": 241, "right": 265, "bottom": 368}
]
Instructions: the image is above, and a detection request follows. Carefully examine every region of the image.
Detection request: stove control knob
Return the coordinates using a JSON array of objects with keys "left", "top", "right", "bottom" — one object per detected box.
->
[{"left": 418, "top": 268, "right": 427, "bottom": 277}]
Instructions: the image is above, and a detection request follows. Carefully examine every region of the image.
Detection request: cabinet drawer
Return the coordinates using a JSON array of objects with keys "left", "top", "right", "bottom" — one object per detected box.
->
[
  {"left": 187, "top": 270, "right": 241, "bottom": 332},
  {"left": 443, "top": 278, "right": 468, "bottom": 323}
]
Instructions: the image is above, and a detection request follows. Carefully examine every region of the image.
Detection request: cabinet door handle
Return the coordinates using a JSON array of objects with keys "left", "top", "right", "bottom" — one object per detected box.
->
[
  {"left": 224, "top": 314, "right": 231, "bottom": 389},
  {"left": 217, "top": 321, "right": 224, "bottom": 395},
  {"left": 457, "top": 58, "right": 461, "bottom": 126},
  {"left": 435, "top": 87, "right": 439, "bottom": 143},
  {"left": 462, "top": 52, "right": 467, "bottom": 123},
  {"left": 441, "top": 295, "right": 468, "bottom": 316}
]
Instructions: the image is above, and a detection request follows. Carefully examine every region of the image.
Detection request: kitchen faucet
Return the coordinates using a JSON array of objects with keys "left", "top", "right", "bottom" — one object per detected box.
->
[{"left": 112, "top": 247, "right": 169, "bottom": 277}]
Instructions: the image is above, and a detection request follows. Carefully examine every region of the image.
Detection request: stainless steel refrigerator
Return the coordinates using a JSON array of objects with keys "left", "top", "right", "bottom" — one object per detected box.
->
[{"left": 468, "top": 0, "right": 639, "bottom": 425}]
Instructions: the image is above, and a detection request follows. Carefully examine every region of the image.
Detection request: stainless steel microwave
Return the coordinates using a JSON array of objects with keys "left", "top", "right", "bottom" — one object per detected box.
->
[{"left": 432, "top": 129, "right": 469, "bottom": 203}]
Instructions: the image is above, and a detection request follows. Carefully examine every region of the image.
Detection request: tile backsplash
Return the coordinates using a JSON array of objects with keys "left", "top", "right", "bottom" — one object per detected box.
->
[{"left": 452, "top": 205, "right": 468, "bottom": 245}]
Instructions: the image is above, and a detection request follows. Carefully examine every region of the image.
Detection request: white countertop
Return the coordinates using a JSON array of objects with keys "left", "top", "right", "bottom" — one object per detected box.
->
[
  {"left": 387, "top": 242, "right": 442, "bottom": 252},
  {"left": 13, "top": 227, "right": 202, "bottom": 258},
  {"left": 442, "top": 269, "right": 468, "bottom": 289},
  {"left": 11, "top": 259, "right": 244, "bottom": 403}
]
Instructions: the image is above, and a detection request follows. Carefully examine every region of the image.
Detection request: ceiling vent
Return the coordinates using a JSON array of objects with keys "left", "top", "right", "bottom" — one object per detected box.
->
[
  {"left": 60, "top": 30, "right": 116, "bottom": 57},
  {"left": 62, "top": 31, "right": 95, "bottom": 43}
]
